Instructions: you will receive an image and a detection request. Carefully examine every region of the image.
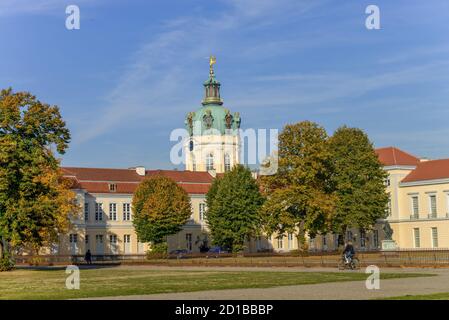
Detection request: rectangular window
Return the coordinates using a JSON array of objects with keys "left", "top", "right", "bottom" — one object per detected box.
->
[
  {"left": 85, "top": 235, "right": 89, "bottom": 244},
  {"left": 337, "top": 234, "right": 343, "bottom": 247},
  {"left": 206, "top": 154, "right": 214, "bottom": 171},
  {"left": 186, "top": 233, "right": 192, "bottom": 251},
  {"left": 387, "top": 195, "right": 392, "bottom": 216},
  {"left": 431, "top": 227, "right": 438, "bottom": 248},
  {"left": 124, "top": 234, "right": 131, "bottom": 243},
  {"left": 109, "top": 183, "right": 117, "bottom": 192},
  {"left": 277, "top": 236, "right": 284, "bottom": 249},
  {"left": 411, "top": 196, "right": 419, "bottom": 218},
  {"left": 288, "top": 233, "right": 293, "bottom": 249},
  {"left": 69, "top": 234, "right": 78, "bottom": 243},
  {"left": 69, "top": 234, "right": 78, "bottom": 254},
  {"left": 447, "top": 194, "right": 449, "bottom": 217},
  {"left": 346, "top": 231, "right": 353, "bottom": 242},
  {"left": 109, "top": 234, "right": 117, "bottom": 244},
  {"left": 360, "top": 230, "right": 366, "bottom": 248},
  {"left": 199, "top": 203, "right": 206, "bottom": 221},
  {"left": 373, "top": 230, "right": 379, "bottom": 248},
  {"left": 95, "top": 203, "right": 103, "bottom": 221},
  {"left": 322, "top": 235, "right": 327, "bottom": 247},
  {"left": 84, "top": 202, "right": 89, "bottom": 221},
  {"left": 123, "top": 203, "right": 131, "bottom": 221},
  {"left": 109, "top": 203, "right": 117, "bottom": 221},
  {"left": 224, "top": 154, "right": 231, "bottom": 172},
  {"left": 413, "top": 228, "right": 420, "bottom": 248},
  {"left": 429, "top": 195, "right": 437, "bottom": 218}
]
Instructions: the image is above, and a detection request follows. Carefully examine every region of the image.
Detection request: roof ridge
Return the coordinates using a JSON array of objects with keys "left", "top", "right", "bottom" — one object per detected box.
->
[
  {"left": 392, "top": 147, "right": 397, "bottom": 165},
  {"left": 392, "top": 147, "right": 419, "bottom": 161},
  {"left": 62, "top": 166, "right": 136, "bottom": 171}
]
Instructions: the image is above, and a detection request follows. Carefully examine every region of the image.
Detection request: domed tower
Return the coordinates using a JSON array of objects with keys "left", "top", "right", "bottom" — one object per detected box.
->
[{"left": 184, "top": 56, "right": 241, "bottom": 174}]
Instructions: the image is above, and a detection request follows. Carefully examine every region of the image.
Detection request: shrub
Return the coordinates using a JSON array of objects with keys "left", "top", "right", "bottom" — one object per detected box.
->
[
  {"left": 29, "top": 256, "right": 43, "bottom": 266},
  {"left": 0, "top": 255, "right": 15, "bottom": 272},
  {"left": 146, "top": 242, "right": 168, "bottom": 260}
]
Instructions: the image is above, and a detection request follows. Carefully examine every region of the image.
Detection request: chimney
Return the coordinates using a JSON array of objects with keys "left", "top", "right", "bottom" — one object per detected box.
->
[
  {"left": 135, "top": 166, "right": 146, "bottom": 176},
  {"left": 208, "top": 169, "right": 216, "bottom": 178}
]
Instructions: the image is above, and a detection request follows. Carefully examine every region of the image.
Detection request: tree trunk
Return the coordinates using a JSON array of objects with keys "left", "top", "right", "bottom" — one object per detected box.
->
[
  {"left": 0, "top": 237, "right": 8, "bottom": 259},
  {"left": 296, "top": 221, "right": 306, "bottom": 251}
]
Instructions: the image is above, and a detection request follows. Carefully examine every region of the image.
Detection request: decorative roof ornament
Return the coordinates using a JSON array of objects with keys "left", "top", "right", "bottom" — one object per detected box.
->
[
  {"left": 185, "top": 112, "right": 195, "bottom": 136},
  {"left": 202, "top": 55, "right": 223, "bottom": 106},
  {"left": 209, "top": 55, "right": 216, "bottom": 77}
]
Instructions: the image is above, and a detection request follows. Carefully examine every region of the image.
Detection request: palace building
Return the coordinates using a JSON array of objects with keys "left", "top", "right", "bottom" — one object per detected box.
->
[{"left": 58, "top": 59, "right": 449, "bottom": 256}]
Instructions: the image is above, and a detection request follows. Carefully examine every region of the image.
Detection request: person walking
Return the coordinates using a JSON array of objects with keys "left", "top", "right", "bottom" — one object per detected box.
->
[{"left": 85, "top": 249, "right": 92, "bottom": 265}]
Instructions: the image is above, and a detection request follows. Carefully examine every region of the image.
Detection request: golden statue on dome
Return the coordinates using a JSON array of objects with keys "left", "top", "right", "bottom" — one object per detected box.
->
[{"left": 209, "top": 55, "right": 216, "bottom": 75}]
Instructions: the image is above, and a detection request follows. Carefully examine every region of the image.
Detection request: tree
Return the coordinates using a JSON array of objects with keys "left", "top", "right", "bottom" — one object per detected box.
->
[
  {"left": 132, "top": 175, "right": 191, "bottom": 250},
  {"left": 206, "top": 165, "right": 264, "bottom": 253},
  {"left": 0, "top": 88, "right": 75, "bottom": 264},
  {"left": 260, "top": 121, "right": 335, "bottom": 250},
  {"left": 328, "top": 126, "right": 388, "bottom": 242}
]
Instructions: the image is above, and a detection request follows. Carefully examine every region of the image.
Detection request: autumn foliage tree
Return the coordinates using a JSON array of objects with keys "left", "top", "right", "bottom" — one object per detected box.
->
[
  {"left": 0, "top": 88, "right": 76, "bottom": 268},
  {"left": 260, "top": 121, "right": 335, "bottom": 250},
  {"left": 132, "top": 175, "right": 192, "bottom": 252}
]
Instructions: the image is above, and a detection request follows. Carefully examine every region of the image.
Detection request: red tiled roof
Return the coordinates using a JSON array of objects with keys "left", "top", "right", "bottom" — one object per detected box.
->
[
  {"left": 402, "top": 159, "right": 449, "bottom": 183},
  {"left": 375, "top": 147, "right": 420, "bottom": 166},
  {"left": 146, "top": 170, "right": 213, "bottom": 183},
  {"left": 62, "top": 167, "right": 213, "bottom": 195},
  {"left": 62, "top": 167, "right": 142, "bottom": 182}
]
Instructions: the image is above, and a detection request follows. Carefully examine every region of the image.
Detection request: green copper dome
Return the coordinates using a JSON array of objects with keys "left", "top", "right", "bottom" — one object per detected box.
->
[{"left": 185, "top": 58, "right": 241, "bottom": 136}]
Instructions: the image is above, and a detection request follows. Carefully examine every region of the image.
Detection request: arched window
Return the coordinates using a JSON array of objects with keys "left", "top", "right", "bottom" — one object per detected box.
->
[
  {"left": 224, "top": 154, "right": 231, "bottom": 172},
  {"left": 206, "top": 153, "right": 214, "bottom": 171}
]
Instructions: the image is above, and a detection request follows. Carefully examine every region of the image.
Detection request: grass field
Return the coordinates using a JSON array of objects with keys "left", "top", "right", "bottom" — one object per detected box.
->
[{"left": 0, "top": 267, "right": 432, "bottom": 300}]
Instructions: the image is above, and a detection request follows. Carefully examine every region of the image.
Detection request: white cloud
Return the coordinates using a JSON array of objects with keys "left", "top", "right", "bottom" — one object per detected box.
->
[
  {"left": 75, "top": 0, "right": 326, "bottom": 143},
  {"left": 235, "top": 60, "right": 449, "bottom": 109}
]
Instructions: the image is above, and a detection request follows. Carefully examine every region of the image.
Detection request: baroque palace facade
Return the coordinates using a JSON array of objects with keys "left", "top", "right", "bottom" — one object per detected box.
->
[{"left": 58, "top": 59, "right": 449, "bottom": 256}]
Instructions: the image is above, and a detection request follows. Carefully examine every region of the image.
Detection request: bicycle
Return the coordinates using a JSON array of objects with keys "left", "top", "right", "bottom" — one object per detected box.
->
[{"left": 338, "top": 255, "right": 360, "bottom": 270}]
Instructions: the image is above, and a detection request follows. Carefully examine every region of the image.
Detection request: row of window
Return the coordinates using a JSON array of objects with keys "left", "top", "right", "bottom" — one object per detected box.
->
[
  {"left": 85, "top": 202, "right": 206, "bottom": 223},
  {"left": 274, "top": 234, "right": 295, "bottom": 249},
  {"left": 69, "top": 233, "right": 132, "bottom": 244},
  {"left": 413, "top": 227, "right": 439, "bottom": 248},
  {"left": 192, "top": 153, "right": 231, "bottom": 172},
  {"left": 84, "top": 202, "right": 131, "bottom": 222},
  {"left": 268, "top": 230, "right": 380, "bottom": 250},
  {"left": 410, "top": 193, "right": 449, "bottom": 218},
  {"left": 345, "top": 230, "right": 379, "bottom": 248}
]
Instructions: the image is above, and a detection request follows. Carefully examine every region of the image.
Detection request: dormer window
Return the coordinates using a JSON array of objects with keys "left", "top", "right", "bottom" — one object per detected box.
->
[{"left": 109, "top": 183, "right": 117, "bottom": 192}]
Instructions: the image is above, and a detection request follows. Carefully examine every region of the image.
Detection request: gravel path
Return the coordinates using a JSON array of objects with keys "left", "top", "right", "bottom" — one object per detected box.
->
[{"left": 83, "top": 266, "right": 449, "bottom": 300}]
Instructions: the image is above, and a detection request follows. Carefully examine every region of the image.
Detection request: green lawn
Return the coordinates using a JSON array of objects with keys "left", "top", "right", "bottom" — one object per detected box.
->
[
  {"left": 0, "top": 267, "right": 432, "bottom": 300},
  {"left": 385, "top": 292, "right": 449, "bottom": 300}
]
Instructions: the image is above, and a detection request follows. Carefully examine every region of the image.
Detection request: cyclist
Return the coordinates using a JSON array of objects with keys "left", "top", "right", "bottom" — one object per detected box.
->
[{"left": 342, "top": 240, "right": 355, "bottom": 264}]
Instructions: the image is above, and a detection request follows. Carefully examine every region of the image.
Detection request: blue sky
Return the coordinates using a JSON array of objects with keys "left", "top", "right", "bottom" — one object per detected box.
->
[{"left": 1, "top": 0, "right": 449, "bottom": 169}]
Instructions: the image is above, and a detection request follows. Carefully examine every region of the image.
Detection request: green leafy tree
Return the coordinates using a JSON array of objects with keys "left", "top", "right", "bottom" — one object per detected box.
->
[
  {"left": 0, "top": 88, "right": 75, "bottom": 266},
  {"left": 206, "top": 165, "right": 264, "bottom": 253},
  {"left": 329, "top": 126, "right": 389, "bottom": 241},
  {"left": 132, "top": 175, "right": 192, "bottom": 250},
  {"left": 260, "top": 121, "right": 335, "bottom": 250}
]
